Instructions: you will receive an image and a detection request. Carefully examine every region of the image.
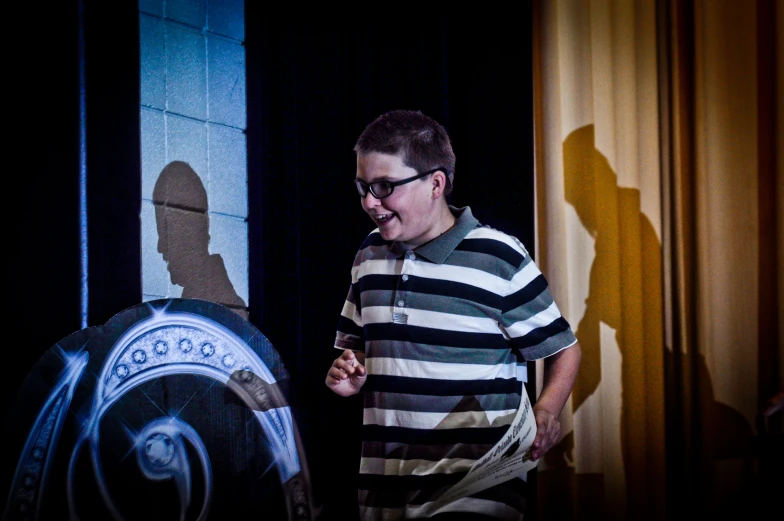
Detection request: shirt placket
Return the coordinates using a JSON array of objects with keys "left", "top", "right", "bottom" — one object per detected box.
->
[{"left": 392, "top": 250, "right": 416, "bottom": 324}]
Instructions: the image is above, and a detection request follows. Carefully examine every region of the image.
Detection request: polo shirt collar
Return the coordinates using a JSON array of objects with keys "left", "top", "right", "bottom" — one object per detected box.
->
[{"left": 406, "top": 206, "right": 479, "bottom": 264}]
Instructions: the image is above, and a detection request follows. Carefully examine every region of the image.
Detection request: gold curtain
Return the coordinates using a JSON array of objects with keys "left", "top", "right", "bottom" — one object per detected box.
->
[{"left": 532, "top": 0, "right": 782, "bottom": 519}]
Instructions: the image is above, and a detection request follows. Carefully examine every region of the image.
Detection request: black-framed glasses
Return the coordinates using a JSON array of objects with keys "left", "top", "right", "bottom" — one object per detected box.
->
[{"left": 354, "top": 167, "right": 448, "bottom": 199}]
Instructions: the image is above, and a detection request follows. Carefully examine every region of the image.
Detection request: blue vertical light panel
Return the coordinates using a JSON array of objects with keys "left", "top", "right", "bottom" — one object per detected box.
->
[{"left": 139, "top": 0, "right": 247, "bottom": 311}]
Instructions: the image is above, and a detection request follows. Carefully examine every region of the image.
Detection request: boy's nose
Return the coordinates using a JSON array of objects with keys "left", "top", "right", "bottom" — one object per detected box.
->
[{"left": 362, "top": 191, "right": 381, "bottom": 208}]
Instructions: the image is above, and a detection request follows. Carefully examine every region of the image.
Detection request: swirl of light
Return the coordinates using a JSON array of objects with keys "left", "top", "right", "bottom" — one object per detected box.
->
[
  {"left": 67, "top": 303, "right": 300, "bottom": 521},
  {"left": 3, "top": 349, "right": 88, "bottom": 521},
  {"left": 135, "top": 417, "right": 211, "bottom": 521}
]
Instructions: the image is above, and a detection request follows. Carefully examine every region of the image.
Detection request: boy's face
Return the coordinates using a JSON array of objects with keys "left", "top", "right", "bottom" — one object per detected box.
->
[{"left": 356, "top": 152, "right": 443, "bottom": 247}]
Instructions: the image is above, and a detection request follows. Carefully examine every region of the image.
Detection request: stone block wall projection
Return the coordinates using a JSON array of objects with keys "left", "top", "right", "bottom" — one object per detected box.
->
[{"left": 139, "top": 0, "right": 248, "bottom": 317}]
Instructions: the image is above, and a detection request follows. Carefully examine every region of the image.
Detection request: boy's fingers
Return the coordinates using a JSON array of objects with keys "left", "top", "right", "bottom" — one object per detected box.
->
[
  {"left": 532, "top": 432, "right": 543, "bottom": 449},
  {"left": 328, "top": 352, "right": 364, "bottom": 384}
]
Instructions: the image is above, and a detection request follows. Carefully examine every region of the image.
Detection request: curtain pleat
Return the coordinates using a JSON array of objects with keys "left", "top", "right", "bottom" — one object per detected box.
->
[
  {"left": 533, "top": 1, "right": 665, "bottom": 519},
  {"left": 533, "top": 0, "right": 781, "bottom": 519}
]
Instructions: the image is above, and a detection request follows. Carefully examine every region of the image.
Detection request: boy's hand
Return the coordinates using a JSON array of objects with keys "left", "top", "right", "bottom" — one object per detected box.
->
[
  {"left": 326, "top": 349, "right": 367, "bottom": 397},
  {"left": 529, "top": 407, "right": 562, "bottom": 461}
]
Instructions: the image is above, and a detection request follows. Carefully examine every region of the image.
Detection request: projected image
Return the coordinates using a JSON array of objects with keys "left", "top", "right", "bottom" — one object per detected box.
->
[{"left": 2, "top": 298, "right": 314, "bottom": 521}]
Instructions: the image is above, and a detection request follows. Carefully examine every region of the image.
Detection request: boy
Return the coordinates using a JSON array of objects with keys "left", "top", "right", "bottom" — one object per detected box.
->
[{"left": 326, "top": 110, "right": 581, "bottom": 520}]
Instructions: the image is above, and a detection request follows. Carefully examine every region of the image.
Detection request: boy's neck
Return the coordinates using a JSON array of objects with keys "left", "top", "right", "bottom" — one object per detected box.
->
[{"left": 403, "top": 205, "right": 457, "bottom": 250}]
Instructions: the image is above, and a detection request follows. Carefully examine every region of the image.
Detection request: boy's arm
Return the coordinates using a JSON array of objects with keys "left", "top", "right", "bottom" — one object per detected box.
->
[{"left": 530, "top": 342, "right": 582, "bottom": 460}]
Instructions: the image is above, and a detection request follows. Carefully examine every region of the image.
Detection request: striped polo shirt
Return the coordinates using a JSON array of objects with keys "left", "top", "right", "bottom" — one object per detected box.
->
[{"left": 334, "top": 206, "right": 577, "bottom": 520}]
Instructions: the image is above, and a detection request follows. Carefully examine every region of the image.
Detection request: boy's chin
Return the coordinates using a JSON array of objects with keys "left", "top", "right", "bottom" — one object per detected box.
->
[{"left": 378, "top": 229, "right": 398, "bottom": 241}]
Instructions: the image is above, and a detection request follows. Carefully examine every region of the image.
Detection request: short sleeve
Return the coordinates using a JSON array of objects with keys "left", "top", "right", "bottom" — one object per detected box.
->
[
  {"left": 334, "top": 283, "right": 364, "bottom": 353},
  {"left": 497, "top": 253, "right": 577, "bottom": 360}
]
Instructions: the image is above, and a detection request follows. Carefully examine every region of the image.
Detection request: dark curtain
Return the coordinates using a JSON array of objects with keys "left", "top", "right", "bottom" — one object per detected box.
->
[
  {"left": 5, "top": 1, "right": 141, "bottom": 417},
  {"left": 245, "top": 12, "right": 536, "bottom": 521},
  {"left": 7, "top": 0, "right": 82, "bottom": 419}
]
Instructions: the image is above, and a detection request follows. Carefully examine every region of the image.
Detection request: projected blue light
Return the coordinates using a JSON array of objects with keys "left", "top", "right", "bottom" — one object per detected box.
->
[
  {"left": 4, "top": 301, "right": 306, "bottom": 520},
  {"left": 133, "top": 417, "right": 212, "bottom": 521},
  {"left": 78, "top": 0, "right": 88, "bottom": 329},
  {"left": 64, "top": 305, "right": 300, "bottom": 519},
  {"left": 2, "top": 349, "right": 89, "bottom": 520}
]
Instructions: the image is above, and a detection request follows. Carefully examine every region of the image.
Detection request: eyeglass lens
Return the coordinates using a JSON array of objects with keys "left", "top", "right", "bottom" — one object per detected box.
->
[{"left": 355, "top": 179, "right": 393, "bottom": 199}]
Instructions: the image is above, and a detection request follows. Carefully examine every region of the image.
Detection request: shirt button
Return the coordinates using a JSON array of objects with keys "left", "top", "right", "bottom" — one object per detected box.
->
[
  {"left": 402, "top": 275, "right": 409, "bottom": 282},
  {"left": 406, "top": 252, "right": 415, "bottom": 260},
  {"left": 397, "top": 300, "right": 405, "bottom": 307}
]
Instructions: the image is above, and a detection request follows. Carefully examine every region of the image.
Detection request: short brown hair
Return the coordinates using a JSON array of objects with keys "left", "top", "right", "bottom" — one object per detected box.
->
[{"left": 354, "top": 110, "right": 456, "bottom": 194}]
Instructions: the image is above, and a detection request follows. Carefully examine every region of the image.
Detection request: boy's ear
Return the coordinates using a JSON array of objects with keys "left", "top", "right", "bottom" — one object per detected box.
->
[{"left": 431, "top": 170, "right": 448, "bottom": 198}]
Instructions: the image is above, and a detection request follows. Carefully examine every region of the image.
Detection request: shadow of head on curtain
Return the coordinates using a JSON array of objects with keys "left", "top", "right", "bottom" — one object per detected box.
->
[
  {"left": 561, "top": 124, "right": 662, "bottom": 415},
  {"left": 537, "top": 125, "right": 754, "bottom": 518}
]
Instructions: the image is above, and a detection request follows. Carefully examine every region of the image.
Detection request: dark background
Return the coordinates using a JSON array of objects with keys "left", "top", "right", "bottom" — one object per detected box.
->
[
  {"left": 245, "top": 11, "right": 536, "bottom": 520},
  {"left": 7, "top": 5, "right": 535, "bottom": 520}
]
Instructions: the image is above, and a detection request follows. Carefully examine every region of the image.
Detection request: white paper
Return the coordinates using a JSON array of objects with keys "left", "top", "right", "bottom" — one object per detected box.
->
[{"left": 419, "top": 384, "right": 539, "bottom": 515}]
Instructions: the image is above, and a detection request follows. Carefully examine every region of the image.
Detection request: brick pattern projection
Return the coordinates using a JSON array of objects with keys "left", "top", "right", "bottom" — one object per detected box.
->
[{"left": 139, "top": 0, "right": 249, "bottom": 318}]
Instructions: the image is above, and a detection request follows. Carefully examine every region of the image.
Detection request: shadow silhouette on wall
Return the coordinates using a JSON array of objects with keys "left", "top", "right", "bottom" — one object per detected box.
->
[
  {"left": 153, "top": 161, "right": 247, "bottom": 317},
  {"left": 537, "top": 125, "right": 754, "bottom": 520}
]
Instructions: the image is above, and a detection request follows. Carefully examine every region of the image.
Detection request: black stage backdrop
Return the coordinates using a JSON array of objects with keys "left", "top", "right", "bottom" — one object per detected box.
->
[
  {"left": 6, "top": 7, "right": 536, "bottom": 520},
  {"left": 245, "top": 12, "right": 536, "bottom": 521},
  {"left": 6, "top": 1, "right": 142, "bottom": 428}
]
